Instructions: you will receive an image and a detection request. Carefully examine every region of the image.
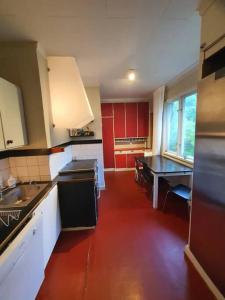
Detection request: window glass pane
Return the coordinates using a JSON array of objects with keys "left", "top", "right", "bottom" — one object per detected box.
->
[
  {"left": 167, "top": 100, "right": 179, "bottom": 153},
  {"left": 182, "top": 93, "right": 197, "bottom": 160}
]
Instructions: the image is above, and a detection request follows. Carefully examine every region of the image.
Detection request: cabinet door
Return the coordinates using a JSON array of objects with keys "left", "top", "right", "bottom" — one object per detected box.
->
[
  {"left": 0, "top": 119, "right": 5, "bottom": 150},
  {"left": 102, "top": 117, "right": 115, "bottom": 168},
  {"left": 138, "top": 102, "right": 149, "bottom": 137},
  {"left": 41, "top": 186, "right": 61, "bottom": 267},
  {"left": 101, "top": 103, "right": 113, "bottom": 117},
  {"left": 126, "top": 103, "right": 138, "bottom": 137},
  {"left": 115, "top": 154, "right": 127, "bottom": 168},
  {"left": 0, "top": 78, "right": 27, "bottom": 149},
  {"left": 113, "top": 103, "right": 125, "bottom": 138},
  {"left": 127, "top": 153, "right": 137, "bottom": 168},
  {"left": 0, "top": 214, "right": 44, "bottom": 300}
]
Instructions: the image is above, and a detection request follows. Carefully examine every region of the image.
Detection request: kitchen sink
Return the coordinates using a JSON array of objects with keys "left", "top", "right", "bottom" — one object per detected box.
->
[{"left": 0, "top": 183, "right": 48, "bottom": 208}]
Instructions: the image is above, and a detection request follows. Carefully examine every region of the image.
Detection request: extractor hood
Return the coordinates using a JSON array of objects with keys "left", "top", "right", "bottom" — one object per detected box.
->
[{"left": 47, "top": 56, "right": 94, "bottom": 129}]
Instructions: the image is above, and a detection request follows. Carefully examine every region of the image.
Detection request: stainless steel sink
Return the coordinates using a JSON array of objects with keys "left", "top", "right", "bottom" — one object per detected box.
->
[{"left": 0, "top": 183, "right": 48, "bottom": 208}]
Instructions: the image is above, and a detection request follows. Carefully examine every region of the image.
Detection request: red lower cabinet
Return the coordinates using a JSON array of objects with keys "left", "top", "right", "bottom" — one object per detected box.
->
[
  {"left": 127, "top": 154, "right": 137, "bottom": 168},
  {"left": 115, "top": 154, "right": 127, "bottom": 168}
]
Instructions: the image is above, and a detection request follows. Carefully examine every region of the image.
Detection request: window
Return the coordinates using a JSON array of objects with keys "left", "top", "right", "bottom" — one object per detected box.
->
[
  {"left": 167, "top": 100, "right": 179, "bottom": 153},
  {"left": 164, "top": 92, "right": 197, "bottom": 162}
]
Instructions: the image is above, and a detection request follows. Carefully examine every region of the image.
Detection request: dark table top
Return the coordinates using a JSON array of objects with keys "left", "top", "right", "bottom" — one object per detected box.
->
[{"left": 136, "top": 155, "right": 193, "bottom": 174}]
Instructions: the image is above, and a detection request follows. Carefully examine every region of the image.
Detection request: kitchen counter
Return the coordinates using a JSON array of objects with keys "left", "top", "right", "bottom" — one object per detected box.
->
[
  {"left": 0, "top": 181, "right": 55, "bottom": 254},
  {"left": 114, "top": 147, "right": 148, "bottom": 151}
]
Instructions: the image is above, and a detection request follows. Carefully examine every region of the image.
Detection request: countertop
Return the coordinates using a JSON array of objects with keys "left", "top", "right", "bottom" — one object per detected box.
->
[
  {"left": 0, "top": 181, "right": 55, "bottom": 254},
  {"left": 0, "top": 159, "right": 99, "bottom": 254}
]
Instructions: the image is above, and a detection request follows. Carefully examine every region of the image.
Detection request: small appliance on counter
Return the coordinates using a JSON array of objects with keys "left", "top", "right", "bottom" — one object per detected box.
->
[
  {"left": 69, "top": 128, "right": 94, "bottom": 137},
  {"left": 57, "top": 159, "right": 99, "bottom": 230}
]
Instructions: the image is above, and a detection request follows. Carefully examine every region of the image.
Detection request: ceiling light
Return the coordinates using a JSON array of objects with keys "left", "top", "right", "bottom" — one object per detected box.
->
[{"left": 128, "top": 69, "right": 136, "bottom": 81}]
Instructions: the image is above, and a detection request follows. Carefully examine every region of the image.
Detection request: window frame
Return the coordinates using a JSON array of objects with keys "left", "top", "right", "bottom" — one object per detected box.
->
[{"left": 163, "top": 90, "right": 197, "bottom": 165}]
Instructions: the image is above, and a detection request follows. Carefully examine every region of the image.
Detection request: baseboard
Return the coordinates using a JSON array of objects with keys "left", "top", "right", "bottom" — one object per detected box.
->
[
  {"left": 115, "top": 168, "right": 135, "bottom": 171},
  {"left": 104, "top": 168, "right": 135, "bottom": 172},
  {"left": 62, "top": 226, "right": 95, "bottom": 231},
  {"left": 184, "top": 245, "right": 225, "bottom": 300}
]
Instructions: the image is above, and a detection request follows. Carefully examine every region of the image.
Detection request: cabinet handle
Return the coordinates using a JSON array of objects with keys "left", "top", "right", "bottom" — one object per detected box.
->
[{"left": 6, "top": 140, "right": 13, "bottom": 145}]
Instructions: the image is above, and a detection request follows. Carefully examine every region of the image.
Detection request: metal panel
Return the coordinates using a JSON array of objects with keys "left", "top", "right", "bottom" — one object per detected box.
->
[{"left": 190, "top": 73, "right": 225, "bottom": 295}]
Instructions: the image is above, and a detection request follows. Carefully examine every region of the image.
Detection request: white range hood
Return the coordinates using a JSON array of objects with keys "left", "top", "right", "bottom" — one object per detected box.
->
[{"left": 47, "top": 56, "right": 94, "bottom": 129}]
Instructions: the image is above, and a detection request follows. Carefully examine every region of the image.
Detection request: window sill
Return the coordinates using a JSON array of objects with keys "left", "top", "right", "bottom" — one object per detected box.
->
[{"left": 163, "top": 152, "right": 193, "bottom": 168}]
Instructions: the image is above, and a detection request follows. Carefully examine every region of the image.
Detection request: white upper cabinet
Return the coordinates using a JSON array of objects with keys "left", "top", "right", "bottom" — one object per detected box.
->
[
  {"left": 0, "top": 78, "right": 27, "bottom": 149},
  {"left": 47, "top": 57, "right": 94, "bottom": 129},
  {"left": 0, "top": 121, "right": 5, "bottom": 150},
  {"left": 199, "top": 0, "right": 225, "bottom": 56}
]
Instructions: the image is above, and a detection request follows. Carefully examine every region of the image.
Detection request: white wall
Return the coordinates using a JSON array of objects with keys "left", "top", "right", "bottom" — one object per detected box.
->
[
  {"left": 166, "top": 66, "right": 198, "bottom": 100},
  {"left": 49, "top": 146, "right": 72, "bottom": 179}
]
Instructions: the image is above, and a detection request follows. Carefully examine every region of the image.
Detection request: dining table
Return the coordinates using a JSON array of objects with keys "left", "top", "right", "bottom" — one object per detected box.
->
[{"left": 136, "top": 155, "right": 193, "bottom": 209}]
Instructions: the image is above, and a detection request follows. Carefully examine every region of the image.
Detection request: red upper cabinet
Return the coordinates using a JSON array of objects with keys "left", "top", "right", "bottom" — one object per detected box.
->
[
  {"left": 125, "top": 103, "right": 137, "bottom": 137},
  {"left": 101, "top": 103, "right": 113, "bottom": 117},
  {"left": 102, "top": 117, "right": 115, "bottom": 168},
  {"left": 138, "top": 102, "right": 149, "bottom": 137},
  {"left": 113, "top": 103, "right": 125, "bottom": 138}
]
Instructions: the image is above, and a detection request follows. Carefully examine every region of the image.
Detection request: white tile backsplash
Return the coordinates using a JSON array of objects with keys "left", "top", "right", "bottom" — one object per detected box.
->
[
  {"left": 0, "top": 158, "right": 10, "bottom": 186},
  {"left": 26, "top": 156, "right": 38, "bottom": 166},
  {"left": 39, "top": 165, "right": 50, "bottom": 176},
  {"left": 16, "top": 166, "right": 29, "bottom": 177},
  {"left": 3, "top": 154, "right": 50, "bottom": 183},
  {"left": 28, "top": 165, "right": 39, "bottom": 176},
  {"left": 37, "top": 156, "right": 49, "bottom": 165},
  {"left": 0, "top": 143, "right": 105, "bottom": 187},
  {"left": 15, "top": 157, "right": 27, "bottom": 167}
]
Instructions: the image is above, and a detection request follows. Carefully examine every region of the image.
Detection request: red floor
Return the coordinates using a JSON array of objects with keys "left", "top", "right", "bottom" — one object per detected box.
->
[{"left": 37, "top": 172, "right": 214, "bottom": 300}]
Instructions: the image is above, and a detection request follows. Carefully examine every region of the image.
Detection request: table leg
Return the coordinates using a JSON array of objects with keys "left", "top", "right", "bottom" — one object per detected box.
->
[{"left": 153, "top": 174, "right": 159, "bottom": 209}]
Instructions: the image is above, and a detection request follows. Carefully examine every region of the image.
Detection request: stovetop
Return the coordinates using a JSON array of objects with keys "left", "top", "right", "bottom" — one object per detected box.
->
[{"left": 58, "top": 159, "right": 97, "bottom": 175}]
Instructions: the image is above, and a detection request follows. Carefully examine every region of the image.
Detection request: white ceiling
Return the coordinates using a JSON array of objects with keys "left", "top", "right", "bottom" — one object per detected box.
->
[{"left": 0, "top": 0, "right": 200, "bottom": 99}]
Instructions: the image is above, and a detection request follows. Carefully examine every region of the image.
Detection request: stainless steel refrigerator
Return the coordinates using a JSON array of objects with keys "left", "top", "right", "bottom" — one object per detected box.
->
[{"left": 189, "top": 59, "right": 225, "bottom": 296}]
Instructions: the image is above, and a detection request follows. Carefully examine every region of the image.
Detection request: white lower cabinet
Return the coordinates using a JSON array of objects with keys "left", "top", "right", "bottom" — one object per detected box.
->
[
  {"left": 38, "top": 185, "right": 61, "bottom": 267},
  {"left": 0, "top": 212, "right": 44, "bottom": 300},
  {"left": 0, "top": 184, "right": 61, "bottom": 300}
]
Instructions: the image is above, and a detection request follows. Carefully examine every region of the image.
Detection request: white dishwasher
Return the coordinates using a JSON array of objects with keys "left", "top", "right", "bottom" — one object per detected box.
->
[{"left": 0, "top": 211, "right": 45, "bottom": 300}]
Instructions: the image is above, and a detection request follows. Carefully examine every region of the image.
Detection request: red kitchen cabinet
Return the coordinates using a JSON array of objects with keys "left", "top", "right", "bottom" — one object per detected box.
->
[
  {"left": 115, "top": 154, "right": 127, "bottom": 168},
  {"left": 127, "top": 153, "right": 137, "bottom": 168},
  {"left": 101, "top": 103, "right": 113, "bottom": 117},
  {"left": 102, "top": 117, "right": 115, "bottom": 168},
  {"left": 138, "top": 102, "right": 149, "bottom": 137},
  {"left": 126, "top": 103, "right": 138, "bottom": 137},
  {"left": 113, "top": 103, "right": 125, "bottom": 138}
]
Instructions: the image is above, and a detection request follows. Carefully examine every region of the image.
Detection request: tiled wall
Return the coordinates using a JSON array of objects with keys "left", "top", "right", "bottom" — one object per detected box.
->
[
  {"left": 72, "top": 144, "right": 105, "bottom": 188},
  {"left": 0, "top": 143, "right": 105, "bottom": 188},
  {"left": 9, "top": 156, "right": 50, "bottom": 182},
  {"left": 0, "top": 158, "right": 10, "bottom": 185}
]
